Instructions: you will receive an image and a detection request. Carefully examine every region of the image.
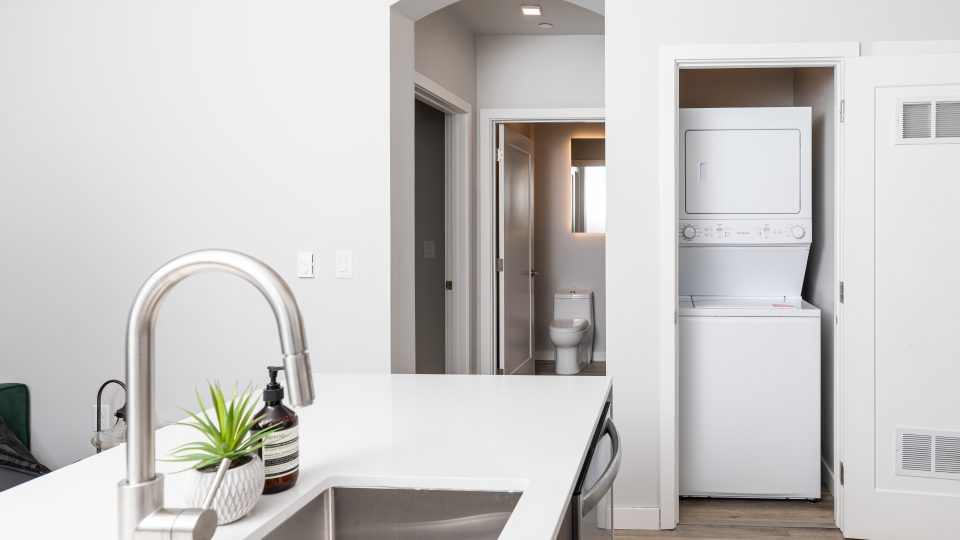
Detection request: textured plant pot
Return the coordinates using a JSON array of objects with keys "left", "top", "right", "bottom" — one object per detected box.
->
[{"left": 184, "top": 454, "right": 264, "bottom": 525}]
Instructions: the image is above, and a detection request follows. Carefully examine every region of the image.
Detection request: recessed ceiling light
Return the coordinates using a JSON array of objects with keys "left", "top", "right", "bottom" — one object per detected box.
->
[
  {"left": 538, "top": 22, "right": 553, "bottom": 29},
  {"left": 521, "top": 5, "right": 542, "bottom": 16}
]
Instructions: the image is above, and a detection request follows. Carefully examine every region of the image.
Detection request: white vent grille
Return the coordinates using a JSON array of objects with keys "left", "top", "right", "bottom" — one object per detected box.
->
[
  {"left": 896, "top": 428, "right": 960, "bottom": 480},
  {"left": 935, "top": 436, "right": 960, "bottom": 475},
  {"left": 897, "top": 97, "right": 960, "bottom": 144},
  {"left": 936, "top": 101, "right": 960, "bottom": 138},
  {"left": 902, "top": 102, "right": 932, "bottom": 139}
]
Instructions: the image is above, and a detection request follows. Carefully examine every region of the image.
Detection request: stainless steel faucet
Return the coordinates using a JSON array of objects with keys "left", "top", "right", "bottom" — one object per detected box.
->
[{"left": 117, "top": 250, "right": 315, "bottom": 539}]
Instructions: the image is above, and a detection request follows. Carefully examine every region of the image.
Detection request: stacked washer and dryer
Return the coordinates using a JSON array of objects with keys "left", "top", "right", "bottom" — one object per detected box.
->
[{"left": 678, "top": 107, "right": 821, "bottom": 499}]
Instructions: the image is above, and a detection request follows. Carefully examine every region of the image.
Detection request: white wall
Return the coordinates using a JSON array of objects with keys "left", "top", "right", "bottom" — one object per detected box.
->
[
  {"left": 606, "top": 0, "right": 960, "bottom": 527},
  {"left": 391, "top": 10, "right": 417, "bottom": 374},
  {"left": 0, "top": 0, "right": 392, "bottom": 469},
  {"left": 477, "top": 35, "right": 604, "bottom": 109},
  {"left": 531, "top": 123, "right": 606, "bottom": 358},
  {"left": 415, "top": 8, "right": 478, "bottom": 108}
]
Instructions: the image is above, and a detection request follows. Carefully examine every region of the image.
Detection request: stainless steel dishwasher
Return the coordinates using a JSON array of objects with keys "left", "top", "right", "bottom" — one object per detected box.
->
[{"left": 557, "top": 399, "right": 621, "bottom": 539}]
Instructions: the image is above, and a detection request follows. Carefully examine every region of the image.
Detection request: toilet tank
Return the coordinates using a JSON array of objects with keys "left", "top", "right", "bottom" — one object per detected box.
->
[{"left": 554, "top": 290, "right": 594, "bottom": 323}]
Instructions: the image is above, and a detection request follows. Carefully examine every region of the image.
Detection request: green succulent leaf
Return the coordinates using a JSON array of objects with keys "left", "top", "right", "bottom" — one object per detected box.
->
[{"left": 162, "top": 380, "right": 278, "bottom": 471}]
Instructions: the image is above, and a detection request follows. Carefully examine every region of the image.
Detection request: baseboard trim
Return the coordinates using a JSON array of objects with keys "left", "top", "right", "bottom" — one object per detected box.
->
[
  {"left": 821, "top": 457, "right": 835, "bottom": 496},
  {"left": 613, "top": 506, "right": 661, "bottom": 529},
  {"left": 535, "top": 350, "right": 605, "bottom": 362}
]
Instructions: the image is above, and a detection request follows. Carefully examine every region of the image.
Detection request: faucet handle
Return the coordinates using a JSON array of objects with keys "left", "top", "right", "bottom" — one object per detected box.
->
[
  {"left": 133, "top": 508, "right": 217, "bottom": 540},
  {"left": 132, "top": 459, "right": 229, "bottom": 539}
]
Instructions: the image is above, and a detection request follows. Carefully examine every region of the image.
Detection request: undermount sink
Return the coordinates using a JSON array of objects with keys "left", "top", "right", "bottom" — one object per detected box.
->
[{"left": 263, "top": 487, "right": 523, "bottom": 540}]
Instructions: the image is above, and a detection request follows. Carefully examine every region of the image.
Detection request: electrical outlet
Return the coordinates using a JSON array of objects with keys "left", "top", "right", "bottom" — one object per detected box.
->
[{"left": 93, "top": 404, "right": 112, "bottom": 429}]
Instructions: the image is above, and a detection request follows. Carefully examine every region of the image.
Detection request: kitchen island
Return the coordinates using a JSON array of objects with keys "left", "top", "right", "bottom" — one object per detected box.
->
[{"left": 0, "top": 373, "right": 613, "bottom": 539}]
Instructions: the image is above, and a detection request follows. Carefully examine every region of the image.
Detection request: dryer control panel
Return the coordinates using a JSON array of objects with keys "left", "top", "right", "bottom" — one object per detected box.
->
[{"left": 678, "top": 219, "right": 812, "bottom": 245}]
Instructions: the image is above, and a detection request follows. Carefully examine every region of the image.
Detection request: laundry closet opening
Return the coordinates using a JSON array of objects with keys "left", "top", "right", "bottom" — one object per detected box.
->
[{"left": 676, "top": 67, "right": 840, "bottom": 530}]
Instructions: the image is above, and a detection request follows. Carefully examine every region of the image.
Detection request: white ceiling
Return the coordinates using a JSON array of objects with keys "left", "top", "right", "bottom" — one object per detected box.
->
[{"left": 445, "top": 0, "right": 604, "bottom": 36}]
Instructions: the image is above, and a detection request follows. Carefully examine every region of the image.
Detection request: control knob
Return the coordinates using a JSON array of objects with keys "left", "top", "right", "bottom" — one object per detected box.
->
[
  {"left": 791, "top": 225, "right": 806, "bottom": 240},
  {"left": 681, "top": 225, "right": 697, "bottom": 240}
]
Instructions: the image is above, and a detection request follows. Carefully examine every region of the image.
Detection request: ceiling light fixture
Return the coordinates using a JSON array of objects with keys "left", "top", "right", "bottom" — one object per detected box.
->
[
  {"left": 521, "top": 5, "right": 542, "bottom": 16},
  {"left": 538, "top": 22, "right": 554, "bottom": 29}
]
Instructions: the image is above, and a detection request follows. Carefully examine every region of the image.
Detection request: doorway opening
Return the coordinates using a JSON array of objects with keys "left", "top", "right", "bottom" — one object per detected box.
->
[
  {"left": 393, "top": 0, "right": 605, "bottom": 377},
  {"left": 412, "top": 74, "right": 473, "bottom": 375},
  {"left": 486, "top": 120, "right": 607, "bottom": 377},
  {"left": 671, "top": 62, "right": 844, "bottom": 535},
  {"left": 414, "top": 99, "right": 447, "bottom": 373}
]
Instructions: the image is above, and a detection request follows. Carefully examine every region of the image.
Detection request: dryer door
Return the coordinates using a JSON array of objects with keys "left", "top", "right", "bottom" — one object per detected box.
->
[{"left": 684, "top": 129, "right": 801, "bottom": 215}]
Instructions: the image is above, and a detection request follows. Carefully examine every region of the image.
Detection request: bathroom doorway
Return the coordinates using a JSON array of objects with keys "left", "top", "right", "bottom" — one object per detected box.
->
[{"left": 485, "top": 117, "right": 607, "bottom": 377}]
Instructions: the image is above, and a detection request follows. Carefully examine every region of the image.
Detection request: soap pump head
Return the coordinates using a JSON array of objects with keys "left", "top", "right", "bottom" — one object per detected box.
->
[{"left": 264, "top": 365, "right": 285, "bottom": 404}]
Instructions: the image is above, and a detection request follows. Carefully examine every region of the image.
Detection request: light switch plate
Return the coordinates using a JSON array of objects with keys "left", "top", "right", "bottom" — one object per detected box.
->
[
  {"left": 423, "top": 240, "right": 435, "bottom": 259},
  {"left": 335, "top": 250, "right": 353, "bottom": 279},
  {"left": 297, "top": 250, "right": 315, "bottom": 278}
]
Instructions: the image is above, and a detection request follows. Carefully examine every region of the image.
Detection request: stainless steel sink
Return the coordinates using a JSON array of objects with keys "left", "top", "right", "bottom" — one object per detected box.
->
[{"left": 263, "top": 487, "right": 523, "bottom": 540}]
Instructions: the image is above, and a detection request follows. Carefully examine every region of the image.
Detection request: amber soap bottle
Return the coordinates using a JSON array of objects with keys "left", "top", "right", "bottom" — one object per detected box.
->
[{"left": 252, "top": 366, "right": 300, "bottom": 494}]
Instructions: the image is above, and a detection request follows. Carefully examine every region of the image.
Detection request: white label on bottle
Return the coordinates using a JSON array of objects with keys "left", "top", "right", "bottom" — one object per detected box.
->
[{"left": 262, "top": 425, "right": 299, "bottom": 479}]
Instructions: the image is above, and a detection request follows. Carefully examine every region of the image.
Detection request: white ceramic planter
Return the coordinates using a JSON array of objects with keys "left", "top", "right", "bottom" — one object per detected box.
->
[{"left": 184, "top": 454, "right": 264, "bottom": 525}]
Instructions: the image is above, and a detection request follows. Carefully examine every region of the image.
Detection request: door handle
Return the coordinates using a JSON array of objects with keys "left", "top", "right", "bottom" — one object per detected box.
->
[
  {"left": 444, "top": 280, "right": 453, "bottom": 291},
  {"left": 530, "top": 270, "right": 541, "bottom": 277},
  {"left": 579, "top": 417, "right": 622, "bottom": 516}
]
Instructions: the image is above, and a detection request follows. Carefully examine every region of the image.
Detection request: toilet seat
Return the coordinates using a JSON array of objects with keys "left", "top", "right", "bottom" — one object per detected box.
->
[{"left": 550, "top": 318, "right": 590, "bottom": 332}]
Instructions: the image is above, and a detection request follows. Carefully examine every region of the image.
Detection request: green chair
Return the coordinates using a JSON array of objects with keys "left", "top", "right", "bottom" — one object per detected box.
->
[{"left": 0, "top": 383, "right": 30, "bottom": 449}]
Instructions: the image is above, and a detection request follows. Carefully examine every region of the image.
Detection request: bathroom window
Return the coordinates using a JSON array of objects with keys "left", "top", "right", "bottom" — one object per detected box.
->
[{"left": 571, "top": 138, "right": 606, "bottom": 233}]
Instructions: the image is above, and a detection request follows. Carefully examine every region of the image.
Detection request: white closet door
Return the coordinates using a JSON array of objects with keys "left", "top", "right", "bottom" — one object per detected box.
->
[
  {"left": 497, "top": 124, "right": 535, "bottom": 375},
  {"left": 843, "top": 53, "right": 960, "bottom": 540}
]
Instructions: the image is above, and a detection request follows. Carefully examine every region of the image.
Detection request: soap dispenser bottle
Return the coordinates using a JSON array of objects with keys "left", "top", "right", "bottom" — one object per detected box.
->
[{"left": 251, "top": 366, "right": 300, "bottom": 494}]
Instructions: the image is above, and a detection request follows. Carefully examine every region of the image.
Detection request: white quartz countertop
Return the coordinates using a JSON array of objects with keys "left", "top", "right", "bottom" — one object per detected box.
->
[{"left": 0, "top": 373, "right": 612, "bottom": 539}]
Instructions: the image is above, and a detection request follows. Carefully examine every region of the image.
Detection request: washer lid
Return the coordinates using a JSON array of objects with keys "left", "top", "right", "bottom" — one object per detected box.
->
[
  {"left": 678, "top": 296, "right": 821, "bottom": 318},
  {"left": 692, "top": 296, "right": 802, "bottom": 309}
]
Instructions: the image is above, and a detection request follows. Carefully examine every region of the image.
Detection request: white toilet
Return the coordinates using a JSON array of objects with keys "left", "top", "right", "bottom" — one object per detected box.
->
[{"left": 548, "top": 290, "right": 595, "bottom": 375}]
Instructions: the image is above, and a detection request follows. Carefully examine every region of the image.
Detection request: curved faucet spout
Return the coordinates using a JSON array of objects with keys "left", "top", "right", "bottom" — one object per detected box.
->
[{"left": 119, "top": 249, "right": 315, "bottom": 539}]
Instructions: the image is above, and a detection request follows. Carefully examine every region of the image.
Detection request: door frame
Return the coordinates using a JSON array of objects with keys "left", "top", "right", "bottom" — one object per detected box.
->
[
  {"left": 478, "top": 108, "right": 605, "bottom": 375},
  {"left": 414, "top": 72, "right": 472, "bottom": 374},
  {"left": 657, "top": 42, "right": 859, "bottom": 530}
]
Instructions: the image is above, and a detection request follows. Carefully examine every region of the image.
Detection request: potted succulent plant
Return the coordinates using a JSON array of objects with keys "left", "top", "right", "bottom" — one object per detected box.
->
[{"left": 167, "top": 382, "right": 278, "bottom": 525}]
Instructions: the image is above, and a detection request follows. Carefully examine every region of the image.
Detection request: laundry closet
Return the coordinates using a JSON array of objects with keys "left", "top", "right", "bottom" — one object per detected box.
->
[{"left": 676, "top": 67, "right": 838, "bottom": 507}]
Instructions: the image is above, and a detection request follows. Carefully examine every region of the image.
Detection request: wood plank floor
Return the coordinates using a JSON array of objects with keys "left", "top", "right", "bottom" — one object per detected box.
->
[
  {"left": 534, "top": 360, "right": 606, "bottom": 376},
  {"left": 616, "top": 486, "right": 841, "bottom": 539}
]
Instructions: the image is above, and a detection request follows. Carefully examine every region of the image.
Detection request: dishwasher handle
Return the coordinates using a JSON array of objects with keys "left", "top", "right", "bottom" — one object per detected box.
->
[{"left": 578, "top": 417, "right": 621, "bottom": 515}]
